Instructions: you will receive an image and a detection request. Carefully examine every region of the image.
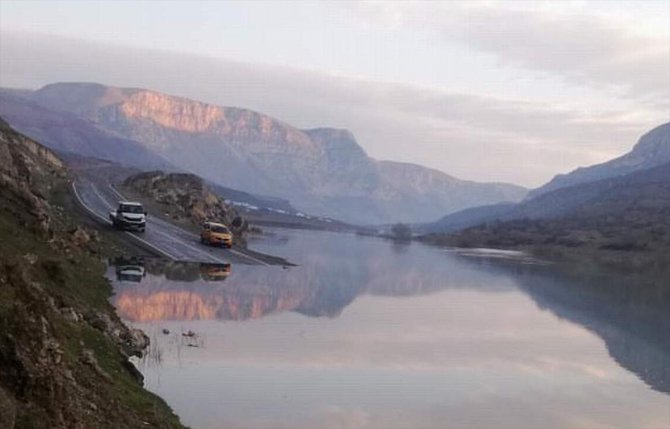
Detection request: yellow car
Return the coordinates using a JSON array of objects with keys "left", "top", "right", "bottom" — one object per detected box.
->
[{"left": 200, "top": 222, "right": 233, "bottom": 248}]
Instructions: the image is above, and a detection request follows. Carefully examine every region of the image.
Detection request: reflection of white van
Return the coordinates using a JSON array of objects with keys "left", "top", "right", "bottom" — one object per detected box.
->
[{"left": 116, "top": 265, "right": 146, "bottom": 283}]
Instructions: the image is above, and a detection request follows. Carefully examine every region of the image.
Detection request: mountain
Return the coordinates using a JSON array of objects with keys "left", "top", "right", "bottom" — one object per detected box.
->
[
  {"left": 528, "top": 122, "right": 670, "bottom": 199},
  {"left": 4, "top": 82, "right": 527, "bottom": 224},
  {"left": 0, "top": 90, "right": 173, "bottom": 170},
  {"left": 421, "top": 202, "right": 516, "bottom": 233},
  {"left": 422, "top": 161, "right": 670, "bottom": 252},
  {"left": 424, "top": 122, "right": 670, "bottom": 234}
]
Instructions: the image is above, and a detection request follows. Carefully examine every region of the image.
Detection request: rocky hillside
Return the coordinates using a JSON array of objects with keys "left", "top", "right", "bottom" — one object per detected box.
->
[
  {"left": 528, "top": 122, "right": 670, "bottom": 198},
  {"left": 122, "top": 171, "right": 248, "bottom": 238},
  {"left": 424, "top": 122, "right": 670, "bottom": 233},
  {"left": 0, "top": 117, "right": 65, "bottom": 234},
  {"left": 422, "top": 161, "right": 670, "bottom": 254},
  {"left": 0, "top": 118, "right": 185, "bottom": 428},
  {"left": 3, "top": 82, "right": 527, "bottom": 224}
]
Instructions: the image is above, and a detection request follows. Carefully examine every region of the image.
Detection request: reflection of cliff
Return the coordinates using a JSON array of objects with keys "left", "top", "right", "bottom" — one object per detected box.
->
[
  {"left": 114, "top": 277, "right": 310, "bottom": 322},
  {"left": 115, "top": 289, "right": 307, "bottom": 322},
  {"left": 117, "top": 291, "right": 216, "bottom": 321},
  {"left": 110, "top": 242, "right": 516, "bottom": 323},
  {"left": 481, "top": 260, "right": 670, "bottom": 395}
]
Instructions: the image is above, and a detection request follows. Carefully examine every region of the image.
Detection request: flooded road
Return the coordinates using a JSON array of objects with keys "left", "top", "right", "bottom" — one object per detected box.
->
[{"left": 107, "top": 228, "right": 670, "bottom": 429}]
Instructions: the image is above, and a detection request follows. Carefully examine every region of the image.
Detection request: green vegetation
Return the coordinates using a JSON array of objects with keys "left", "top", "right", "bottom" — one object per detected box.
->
[
  {"left": 421, "top": 212, "right": 670, "bottom": 270},
  {"left": 421, "top": 161, "right": 670, "bottom": 268},
  {"left": 0, "top": 118, "right": 186, "bottom": 428},
  {"left": 0, "top": 211, "right": 185, "bottom": 428},
  {"left": 391, "top": 223, "right": 412, "bottom": 241}
]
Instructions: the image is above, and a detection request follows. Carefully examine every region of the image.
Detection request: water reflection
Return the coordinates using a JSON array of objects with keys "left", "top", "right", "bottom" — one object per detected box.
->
[
  {"left": 109, "top": 239, "right": 670, "bottom": 396},
  {"left": 107, "top": 229, "right": 670, "bottom": 429},
  {"left": 494, "top": 262, "right": 670, "bottom": 395},
  {"left": 108, "top": 253, "right": 513, "bottom": 323},
  {"left": 113, "top": 256, "right": 146, "bottom": 282}
]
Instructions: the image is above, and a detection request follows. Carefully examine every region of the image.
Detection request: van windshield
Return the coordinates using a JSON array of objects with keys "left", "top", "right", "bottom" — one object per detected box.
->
[
  {"left": 211, "top": 225, "right": 229, "bottom": 233},
  {"left": 120, "top": 204, "right": 144, "bottom": 214}
]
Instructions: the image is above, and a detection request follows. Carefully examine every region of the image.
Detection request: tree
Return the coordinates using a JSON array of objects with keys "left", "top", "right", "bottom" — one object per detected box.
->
[{"left": 391, "top": 223, "right": 412, "bottom": 241}]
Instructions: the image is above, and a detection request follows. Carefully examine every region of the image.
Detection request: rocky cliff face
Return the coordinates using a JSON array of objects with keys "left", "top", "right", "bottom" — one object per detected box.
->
[
  {"left": 529, "top": 122, "right": 670, "bottom": 199},
  {"left": 0, "top": 117, "right": 65, "bottom": 235},
  {"left": 14, "top": 82, "right": 528, "bottom": 224}
]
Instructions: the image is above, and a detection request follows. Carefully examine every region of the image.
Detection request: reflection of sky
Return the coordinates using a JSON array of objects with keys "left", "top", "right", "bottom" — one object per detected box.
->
[{"left": 111, "top": 229, "right": 670, "bottom": 429}]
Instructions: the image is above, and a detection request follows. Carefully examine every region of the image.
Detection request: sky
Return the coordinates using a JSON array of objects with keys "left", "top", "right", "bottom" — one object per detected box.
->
[{"left": 0, "top": 0, "right": 668, "bottom": 187}]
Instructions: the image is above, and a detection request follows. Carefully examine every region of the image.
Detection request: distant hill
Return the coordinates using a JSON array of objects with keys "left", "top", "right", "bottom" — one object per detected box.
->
[
  {"left": 528, "top": 122, "right": 670, "bottom": 199},
  {"left": 423, "top": 122, "right": 670, "bottom": 234},
  {"left": 420, "top": 202, "right": 516, "bottom": 233},
  {"left": 1, "top": 82, "right": 527, "bottom": 225},
  {"left": 422, "top": 161, "right": 670, "bottom": 253}
]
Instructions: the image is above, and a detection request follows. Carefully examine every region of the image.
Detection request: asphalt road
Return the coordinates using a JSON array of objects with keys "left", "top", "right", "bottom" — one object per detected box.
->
[{"left": 72, "top": 177, "right": 269, "bottom": 265}]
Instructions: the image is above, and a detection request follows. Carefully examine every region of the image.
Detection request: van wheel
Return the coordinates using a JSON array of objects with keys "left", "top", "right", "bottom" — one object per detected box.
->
[{"left": 200, "top": 236, "right": 205, "bottom": 244}]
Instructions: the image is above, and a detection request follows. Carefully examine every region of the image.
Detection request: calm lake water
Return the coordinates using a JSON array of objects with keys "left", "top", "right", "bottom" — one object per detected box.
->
[{"left": 107, "top": 228, "right": 670, "bottom": 429}]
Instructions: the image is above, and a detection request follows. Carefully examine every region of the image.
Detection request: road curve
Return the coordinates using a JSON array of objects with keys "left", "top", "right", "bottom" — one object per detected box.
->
[{"left": 72, "top": 177, "right": 269, "bottom": 265}]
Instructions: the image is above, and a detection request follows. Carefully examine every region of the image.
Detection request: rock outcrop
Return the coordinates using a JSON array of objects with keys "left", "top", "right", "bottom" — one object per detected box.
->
[
  {"left": 123, "top": 171, "right": 248, "bottom": 239},
  {"left": 0, "top": 117, "right": 66, "bottom": 235}
]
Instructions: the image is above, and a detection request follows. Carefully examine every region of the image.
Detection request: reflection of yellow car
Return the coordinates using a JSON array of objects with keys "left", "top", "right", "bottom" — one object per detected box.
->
[
  {"left": 200, "top": 222, "right": 233, "bottom": 248},
  {"left": 200, "top": 263, "right": 232, "bottom": 281}
]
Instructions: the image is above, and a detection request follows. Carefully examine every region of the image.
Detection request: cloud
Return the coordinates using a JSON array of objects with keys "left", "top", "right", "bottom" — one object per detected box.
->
[
  {"left": 0, "top": 31, "right": 664, "bottom": 187},
  {"left": 349, "top": 2, "right": 670, "bottom": 108}
]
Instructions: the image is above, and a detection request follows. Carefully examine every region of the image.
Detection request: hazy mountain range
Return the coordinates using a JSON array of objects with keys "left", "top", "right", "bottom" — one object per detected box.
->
[
  {"left": 528, "top": 122, "right": 670, "bottom": 198},
  {"left": 0, "top": 82, "right": 527, "bottom": 225},
  {"left": 420, "top": 122, "right": 670, "bottom": 253},
  {"left": 423, "top": 122, "right": 670, "bottom": 233}
]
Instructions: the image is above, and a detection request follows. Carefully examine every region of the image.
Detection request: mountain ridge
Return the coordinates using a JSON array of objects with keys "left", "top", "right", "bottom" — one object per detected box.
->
[
  {"left": 424, "top": 122, "right": 670, "bottom": 233},
  {"left": 1, "top": 82, "right": 528, "bottom": 224},
  {"left": 529, "top": 122, "right": 670, "bottom": 199},
  {"left": 422, "top": 160, "right": 670, "bottom": 253}
]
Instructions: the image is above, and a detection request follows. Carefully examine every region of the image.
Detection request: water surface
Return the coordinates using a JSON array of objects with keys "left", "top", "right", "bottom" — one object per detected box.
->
[{"left": 107, "top": 228, "right": 670, "bottom": 429}]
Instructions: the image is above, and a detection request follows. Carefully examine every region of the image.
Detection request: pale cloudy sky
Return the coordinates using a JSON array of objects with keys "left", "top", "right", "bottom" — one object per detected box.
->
[{"left": 0, "top": 0, "right": 668, "bottom": 187}]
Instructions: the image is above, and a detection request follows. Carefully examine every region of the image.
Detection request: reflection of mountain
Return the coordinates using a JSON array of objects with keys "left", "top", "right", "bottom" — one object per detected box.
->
[
  {"left": 112, "top": 266, "right": 311, "bottom": 322},
  {"left": 108, "top": 242, "right": 513, "bottom": 323},
  {"left": 472, "top": 259, "right": 670, "bottom": 395},
  {"left": 115, "top": 289, "right": 308, "bottom": 322},
  {"left": 109, "top": 229, "right": 670, "bottom": 397}
]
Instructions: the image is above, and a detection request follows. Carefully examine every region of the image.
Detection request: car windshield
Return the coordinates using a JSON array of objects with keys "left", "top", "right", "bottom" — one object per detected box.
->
[
  {"left": 120, "top": 204, "right": 144, "bottom": 214},
  {"left": 211, "top": 225, "right": 229, "bottom": 233}
]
